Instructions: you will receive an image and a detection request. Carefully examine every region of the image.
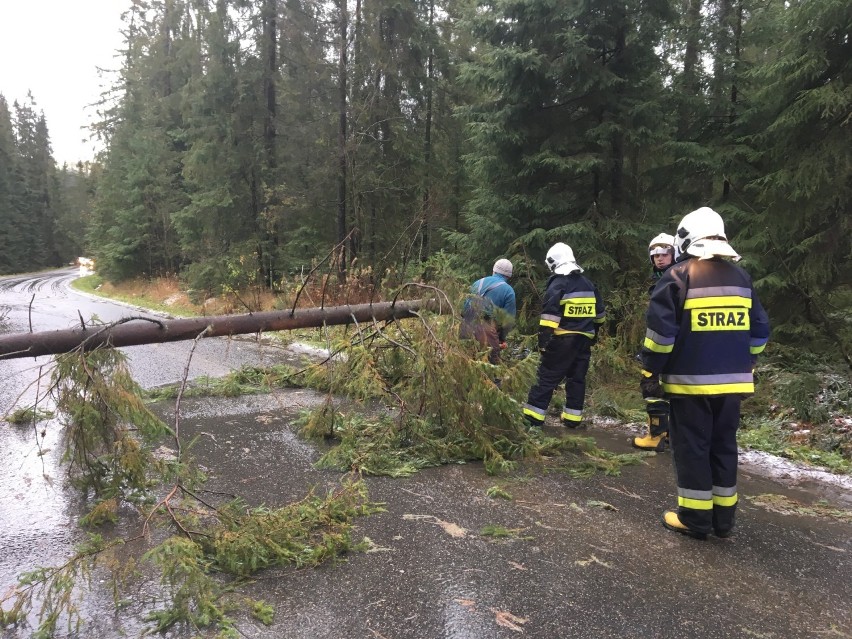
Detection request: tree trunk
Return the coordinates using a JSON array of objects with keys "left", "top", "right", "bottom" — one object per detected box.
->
[
  {"left": 0, "top": 299, "right": 443, "bottom": 360},
  {"left": 336, "top": 0, "right": 349, "bottom": 280}
]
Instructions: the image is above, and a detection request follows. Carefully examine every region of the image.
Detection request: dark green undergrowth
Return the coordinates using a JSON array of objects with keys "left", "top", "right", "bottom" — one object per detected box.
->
[{"left": 737, "top": 346, "right": 852, "bottom": 473}]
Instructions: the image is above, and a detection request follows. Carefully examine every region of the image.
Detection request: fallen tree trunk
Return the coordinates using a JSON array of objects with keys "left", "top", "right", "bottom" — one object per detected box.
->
[{"left": 0, "top": 299, "right": 443, "bottom": 360}]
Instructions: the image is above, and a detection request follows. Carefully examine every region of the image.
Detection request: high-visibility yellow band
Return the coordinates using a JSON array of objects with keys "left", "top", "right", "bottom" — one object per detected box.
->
[
  {"left": 691, "top": 308, "right": 750, "bottom": 331},
  {"left": 662, "top": 382, "right": 754, "bottom": 395},
  {"left": 523, "top": 408, "right": 545, "bottom": 422},
  {"left": 561, "top": 412, "right": 582, "bottom": 422},
  {"left": 643, "top": 337, "right": 674, "bottom": 353},
  {"left": 560, "top": 297, "right": 596, "bottom": 305},
  {"left": 562, "top": 302, "right": 596, "bottom": 318},
  {"left": 678, "top": 496, "right": 713, "bottom": 510},
  {"left": 750, "top": 345, "right": 766, "bottom": 355},
  {"left": 713, "top": 494, "right": 738, "bottom": 507},
  {"left": 684, "top": 296, "right": 752, "bottom": 309},
  {"left": 554, "top": 329, "right": 595, "bottom": 338},
  {"left": 540, "top": 319, "right": 559, "bottom": 328}
]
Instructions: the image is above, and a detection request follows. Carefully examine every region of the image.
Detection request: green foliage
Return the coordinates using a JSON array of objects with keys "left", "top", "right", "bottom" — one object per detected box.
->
[
  {"left": 51, "top": 347, "right": 171, "bottom": 499},
  {"left": 207, "top": 480, "right": 377, "bottom": 576},
  {"left": 0, "top": 534, "right": 114, "bottom": 638},
  {"left": 5, "top": 406, "right": 54, "bottom": 425},
  {"left": 738, "top": 418, "right": 852, "bottom": 475},
  {"left": 143, "top": 537, "right": 234, "bottom": 634},
  {"left": 486, "top": 485, "right": 513, "bottom": 500},
  {"left": 748, "top": 494, "right": 852, "bottom": 524},
  {"left": 145, "top": 364, "right": 304, "bottom": 402},
  {"left": 562, "top": 449, "right": 649, "bottom": 478},
  {"left": 299, "top": 301, "right": 543, "bottom": 476},
  {"left": 249, "top": 599, "right": 275, "bottom": 626},
  {"left": 480, "top": 524, "right": 530, "bottom": 540}
]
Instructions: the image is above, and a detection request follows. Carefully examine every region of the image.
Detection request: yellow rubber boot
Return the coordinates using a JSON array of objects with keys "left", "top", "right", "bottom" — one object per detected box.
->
[
  {"left": 632, "top": 431, "right": 668, "bottom": 451},
  {"left": 662, "top": 511, "right": 707, "bottom": 540}
]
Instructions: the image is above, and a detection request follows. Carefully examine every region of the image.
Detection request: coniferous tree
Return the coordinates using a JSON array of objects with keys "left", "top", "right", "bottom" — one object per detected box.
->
[
  {"left": 454, "top": 0, "right": 673, "bottom": 283},
  {"left": 734, "top": 0, "right": 852, "bottom": 360},
  {"left": 0, "top": 95, "right": 25, "bottom": 272}
]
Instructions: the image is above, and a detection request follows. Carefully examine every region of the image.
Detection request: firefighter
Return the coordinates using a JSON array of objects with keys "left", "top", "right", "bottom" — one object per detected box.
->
[
  {"left": 640, "top": 207, "right": 769, "bottom": 539},
  {"left": 523, "top": 243, "right": 605, "bottom": 428},
  {"left": 633, "top": 233, "right": 676, "bottom": 452},
  {"left": 459, "top": 258, "right": 516, "bottom": 365}
]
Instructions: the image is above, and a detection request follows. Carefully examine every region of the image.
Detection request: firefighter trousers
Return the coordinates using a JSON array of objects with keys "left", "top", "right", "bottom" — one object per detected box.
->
[
  {"left": 524, "top": 334, "right": 591, "bottom": 424},
  {"left": 669, "top": 395, "right": 741, "bottom": 535}
]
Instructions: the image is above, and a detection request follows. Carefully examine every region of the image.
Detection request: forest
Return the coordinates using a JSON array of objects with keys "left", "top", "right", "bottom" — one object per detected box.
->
[{"left": 0, "top": 0, "right": 849, "bottom": 360}]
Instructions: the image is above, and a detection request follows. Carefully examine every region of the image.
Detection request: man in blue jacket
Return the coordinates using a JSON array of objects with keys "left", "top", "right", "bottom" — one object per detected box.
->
[
  {"left": 460, "top": 258, "right": 516, "bottom": 365},
  {"left": 640, "top": 207, "right": 770, "bottom": 539}
]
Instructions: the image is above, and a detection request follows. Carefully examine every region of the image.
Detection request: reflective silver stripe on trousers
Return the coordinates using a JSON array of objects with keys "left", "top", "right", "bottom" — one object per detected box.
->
[
  {"left": 662, "top": 373, "right": 753, "bottom": 385},
  {"left": 712, "top": 485, "right": 737, "bottom": 496},
  {"left": 523, "top": 404, "right": 546, "bottom": 418},
  {"left": 678, "top": 487, "right": 713, "bottom": 500}
]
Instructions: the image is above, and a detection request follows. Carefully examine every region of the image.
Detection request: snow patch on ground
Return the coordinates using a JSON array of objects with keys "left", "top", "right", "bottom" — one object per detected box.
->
[
  {"left": 591, "top": 416, "right": 852, "bottom": 493},
  {"left": 738, "top": 450, "right": 852, "bottom": 492},
  {"left": 287, "top": 342, "right": 331, "bottom": 359}
]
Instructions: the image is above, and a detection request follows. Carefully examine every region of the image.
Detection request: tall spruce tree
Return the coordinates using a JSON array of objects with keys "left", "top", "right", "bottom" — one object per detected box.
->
[
  {"left": 734, "top": 0, "right": 851, "bottom": 360},
  {"left": 0, "top": 95, "right": 26, "bottom": 272},
  {"left": 454, "top": 0, "right": 673, "bottom": 284}
]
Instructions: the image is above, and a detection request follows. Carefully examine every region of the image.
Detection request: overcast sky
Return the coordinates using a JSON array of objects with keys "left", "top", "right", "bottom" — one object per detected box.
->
[{"left": 0, "top": 1, "right": 126, "bottom": 166}]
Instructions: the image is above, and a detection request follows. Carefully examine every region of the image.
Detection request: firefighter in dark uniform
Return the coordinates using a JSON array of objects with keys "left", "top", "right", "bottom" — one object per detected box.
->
[
  {"left": 640, "top": 207, "right": 770, "bottom": 539},
  {"left": 524, "top": 243, "right": 605, "bottom": 428},
  {"left": 633, "top": 233, "right": 676, "bottom": 452}
]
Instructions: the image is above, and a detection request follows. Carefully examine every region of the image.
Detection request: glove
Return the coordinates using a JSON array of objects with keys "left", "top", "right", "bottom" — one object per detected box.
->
[
  {"left": 640, "top": 374, "right": 663, "bottom": 399},
  {"left": 538, "top": 327, "right": 554, "bottom": 353}
]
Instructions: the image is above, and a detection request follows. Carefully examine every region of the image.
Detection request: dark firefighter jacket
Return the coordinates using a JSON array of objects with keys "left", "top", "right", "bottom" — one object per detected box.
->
[
  {"left": 538, "top": 272, "right": 606, "bottom": 346},
  {"left": 640, "top": 256, "right": 770, "bottom": 396}
]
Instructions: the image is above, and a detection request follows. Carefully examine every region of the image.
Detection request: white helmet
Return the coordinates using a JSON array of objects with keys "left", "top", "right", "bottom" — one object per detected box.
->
[
  {"left": 492, "top": 258, "right": 513, "bottom": 277},
  {"left": 675, "top": 207, "right": 740, "bottom": 261},
  {"left": 648, "top": 233, "right": 675, "bottom": 266},
  {"left": 545, "top": 242, "right": 583, "bottom": 275}
]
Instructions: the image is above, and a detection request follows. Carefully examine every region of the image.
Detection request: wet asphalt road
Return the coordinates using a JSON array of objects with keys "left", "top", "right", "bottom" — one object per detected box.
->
[{"left": 1, "top": 270, "right": 850, "bottom": 638}]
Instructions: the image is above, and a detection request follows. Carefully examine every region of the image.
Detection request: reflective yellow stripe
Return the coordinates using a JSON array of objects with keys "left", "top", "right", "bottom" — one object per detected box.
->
[
  {"left": 684, "top": 296, "right": 752, "bottom": 309},
  {"left": 540, "top": 319, "right": 559, "bottom": 328},
  {"left": 678, "top": 496, "right": 713, "bottom": 510},
  {"left": 523, "top": 408, "right": 545, "bottom": 422},
  {"left": 562, "top": 302, "right": 596, "bottom": 318},
  {"left": 560, "top": 297, "right": 596, "bottom": 305},
  {"left": 561, "top": 412, "right": 582, "bottom": 422},
  {"left": 750, "top": 344, "right": 766, "bottom": 355},
  {"left": 641, "top": 369, "right": 654, "bottom": 378},
  {"left": 554, "top": 329, "right": 595, "bottom": 338},
  {"left": 713, "top": 494, "right": 738, "bottom": 507},
  {"left": 662, "top": 382, "right": 754, "bottom": 395},
  {"left": 643, "top": 337, "right": 674, "bottom": 353}
]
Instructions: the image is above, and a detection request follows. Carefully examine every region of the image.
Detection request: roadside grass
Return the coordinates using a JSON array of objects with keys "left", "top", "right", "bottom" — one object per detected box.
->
[{"left": 72, "top": 275, "right": 201, "bottom": 317}]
